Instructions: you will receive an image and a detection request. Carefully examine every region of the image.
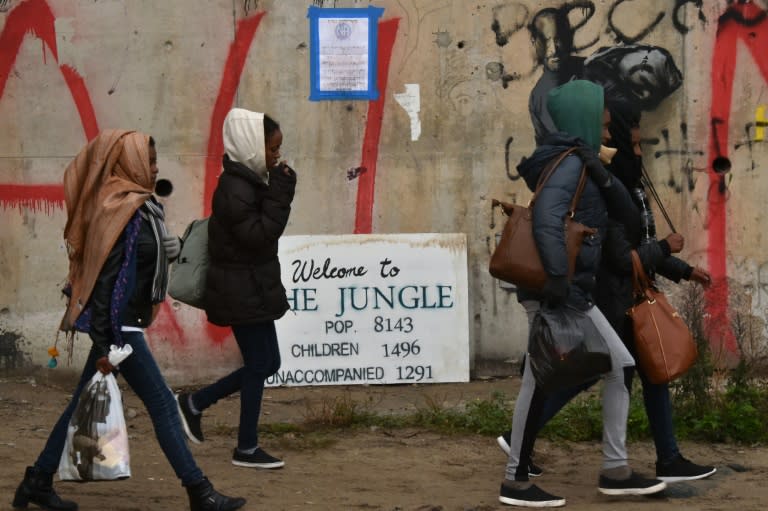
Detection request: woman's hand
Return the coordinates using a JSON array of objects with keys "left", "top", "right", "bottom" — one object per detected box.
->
[
  {"left": 689, "top": 267, "right": 712, "bottom": 288},
  {"left": 664, "top": 233, "right": 685, "bottom": 253},
  {"left": 95, "top": 356, "right": 115, "bottom": 375},
  {"left": 277, "top": 161, "right": 294, "bottom": 176}
]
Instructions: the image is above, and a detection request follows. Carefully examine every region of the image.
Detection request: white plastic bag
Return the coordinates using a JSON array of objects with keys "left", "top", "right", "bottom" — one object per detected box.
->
[{"left": 58, "top": 345, "right": 133, "bottom": 481}]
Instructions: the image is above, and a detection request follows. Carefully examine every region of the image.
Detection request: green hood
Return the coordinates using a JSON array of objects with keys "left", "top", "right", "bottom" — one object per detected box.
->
[{"left": 546, "top": 80, "right": 604, "bottom": 151}]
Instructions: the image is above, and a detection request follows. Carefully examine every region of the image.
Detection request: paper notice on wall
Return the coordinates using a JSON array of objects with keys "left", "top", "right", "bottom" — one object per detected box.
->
[
  {"left": 318, "top": 17, "right": 369, "bottom": 92},
  {"left": 394, "top": 84, "right": 421, "bottom": 141}
]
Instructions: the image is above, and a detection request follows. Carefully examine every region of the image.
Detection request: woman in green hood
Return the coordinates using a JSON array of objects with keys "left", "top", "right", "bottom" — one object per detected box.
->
[{"left": 498, "top": 80, "right": 667, "bottom": 507}]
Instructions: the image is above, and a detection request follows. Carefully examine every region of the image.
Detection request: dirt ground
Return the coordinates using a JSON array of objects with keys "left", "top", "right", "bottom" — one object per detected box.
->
[{"left": 1, "top": 370, "right": 766, "bottom": 511}]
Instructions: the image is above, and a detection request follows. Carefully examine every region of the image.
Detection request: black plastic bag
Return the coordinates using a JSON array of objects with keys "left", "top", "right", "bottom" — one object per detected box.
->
[{"left": 528, "top": 306, "right": 612, "bottom": 394}]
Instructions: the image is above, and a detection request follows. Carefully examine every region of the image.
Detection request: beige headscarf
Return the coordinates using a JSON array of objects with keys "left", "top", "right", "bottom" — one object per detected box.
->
[
  {"left": 222, "top": 108, "right": 269, "bottom": 183},
  {"left": 60, "top": 129, "right": 154, "bottom": 332}
]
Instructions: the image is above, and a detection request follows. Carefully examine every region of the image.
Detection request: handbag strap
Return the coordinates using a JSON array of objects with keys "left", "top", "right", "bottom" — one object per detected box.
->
[
  {"left": 630, "top": 250, "right": 652, "bottom": 295},
  {"left": 531, "top": 147, "right": 579, "bottom": 206},
  {"left": 567, "top": 166, "right": 588, "bottom": 216}
]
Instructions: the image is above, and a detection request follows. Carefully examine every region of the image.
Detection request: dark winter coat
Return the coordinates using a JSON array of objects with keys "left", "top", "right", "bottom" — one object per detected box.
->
[
  {"left": 89, "top": 210, "right": 159, "bottom": 357},
  {"left": 204, "top": 156, "right": 296, "bottom": 326},
  {"left": 594, "top": 198, "right": 692, "bottom": 340},
  {"left": 516, "top": 133, "right": 639, "bottom": 310},
  {"left": 594, "top": 100, "right": 692, "bottom": 340}
]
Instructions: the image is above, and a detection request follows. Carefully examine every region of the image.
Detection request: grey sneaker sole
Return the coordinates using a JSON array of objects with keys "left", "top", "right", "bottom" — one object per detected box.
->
[
  {"left": 499, "top": 495, "right": 565, "bottom": 507},
  {"left": 657, "top": 467, "right": 717, "bottom": 482},
  {"left": 598, "top": 480, "right": 667, "bottom": 496},
  {"left": 175, "top": 394, "right": 202, "bottom": 445},
  {"left": 232, "top": 459, "right": 285, "bottom": 469}
]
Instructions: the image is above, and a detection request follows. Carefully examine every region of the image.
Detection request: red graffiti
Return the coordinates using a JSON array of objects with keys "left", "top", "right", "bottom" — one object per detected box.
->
[
  {"left": 1, "top": 5, "right": 402, "bottom": 348},
  {"left": 706, "top": 1, "right": 768, "bottom": 355},
  {"left": 203, "top": 12, "right": 266, "bottom": 218},
  {"left": 202, "top": 12, "right": 267, "bottom": 346},
  {"left": 0, "top": 0, "right": 99, "bottom": 211},
  {"left": 146, "top": 302, "right": 186, "bottom": 346},
  {"left": 353, "top": 19, "right": 400, "bottom": 234},
  {"left": 0, "top": 0, "right": 190, "bottom": 343}
]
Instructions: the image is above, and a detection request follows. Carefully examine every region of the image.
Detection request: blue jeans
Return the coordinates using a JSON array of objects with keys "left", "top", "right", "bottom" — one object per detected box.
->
[
  {"left": 636, "top": 369, "right": 679, "bottom": 464},
  {"left": 34, "top": 332, "right": 204, "bottom": 485},
  {"left": 192, "top": 321, "right": 280, "bottom": 451}
]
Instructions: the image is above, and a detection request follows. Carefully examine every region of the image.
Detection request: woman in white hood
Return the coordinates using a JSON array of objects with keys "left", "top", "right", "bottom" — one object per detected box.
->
[{"left": 176, "top": 108, "right": 296, "bottom": 469}]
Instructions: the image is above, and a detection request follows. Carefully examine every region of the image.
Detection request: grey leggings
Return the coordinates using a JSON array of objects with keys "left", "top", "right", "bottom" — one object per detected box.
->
[{"left": 505, "top": 301, "right": 636, "bottom": 480}]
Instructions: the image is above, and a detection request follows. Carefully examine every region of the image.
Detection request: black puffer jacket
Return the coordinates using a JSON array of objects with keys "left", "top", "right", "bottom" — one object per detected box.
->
[
  {"left": 594, "top": 202, "right": 692, "bottom": 340},
  {"left": 516, "top": 133, "right": 637, "bottom": 309},
  {"left": 204, "top": 156, "right": 296, "bottom": 326}
]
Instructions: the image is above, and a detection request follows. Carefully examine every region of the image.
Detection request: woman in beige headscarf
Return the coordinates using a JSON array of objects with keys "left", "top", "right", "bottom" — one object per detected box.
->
[{"left": 13, "top": 131, "right": 246, "bottom": 511}]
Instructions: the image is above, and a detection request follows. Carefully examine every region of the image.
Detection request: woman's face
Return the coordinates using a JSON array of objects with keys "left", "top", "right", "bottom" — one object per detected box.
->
[
  {"left": 149, "top": 145, "right": 158, "bottom": 185},
  {"left": 265, "top": 129, "right": 283, "bottom": 169},
  {"left": 631, "top": 126, "right": 642, "bottom": 156},
  {"left": 602, "top": 109, "right": 612, "bottom": 146}
]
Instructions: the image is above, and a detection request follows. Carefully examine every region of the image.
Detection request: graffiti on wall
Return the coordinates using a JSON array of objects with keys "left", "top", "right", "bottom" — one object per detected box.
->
[
  {"left": 705, "top": 0, "right": 768, "bottom": 353},
  {"left": 0, "top": 0, "right": 98, "bottom": 211},
  {"left": 0, "top": 0, "right": 401, "bottom": 347},
  {"left": 488, "top": 0, "right": 707, "bottom": 89}
]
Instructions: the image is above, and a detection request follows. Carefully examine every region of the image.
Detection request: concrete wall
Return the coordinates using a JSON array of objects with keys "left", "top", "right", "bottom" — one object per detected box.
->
[{"left": 1, "top": 0, "right": 766, "bottom": 382}]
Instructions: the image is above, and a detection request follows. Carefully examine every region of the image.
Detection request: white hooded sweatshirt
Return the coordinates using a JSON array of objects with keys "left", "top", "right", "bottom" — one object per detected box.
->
[{"left": 222, "top": 108, "right": 269, "bottom": 184}]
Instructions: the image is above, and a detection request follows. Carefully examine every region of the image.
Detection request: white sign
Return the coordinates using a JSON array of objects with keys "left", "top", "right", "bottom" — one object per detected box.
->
[
  {"left": 267, "top": 233, "right": 470, "bottom": 387},
  {"left": 318, "top": 17, "right": 369, "bottom": 92}
]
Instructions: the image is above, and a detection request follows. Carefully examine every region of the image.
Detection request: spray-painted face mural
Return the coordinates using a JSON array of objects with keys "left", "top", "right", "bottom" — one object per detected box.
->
[
  {"left": 584, "top": 45, "right": 683, "bottom": 110},
  {"left": 531, "top": 10, "right": 567, "bottom": 72}
]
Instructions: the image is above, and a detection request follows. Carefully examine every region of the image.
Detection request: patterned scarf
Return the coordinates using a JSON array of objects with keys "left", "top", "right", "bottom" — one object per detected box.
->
[{"left": 141, "top": 198, "right": 169, "bottom": 303}]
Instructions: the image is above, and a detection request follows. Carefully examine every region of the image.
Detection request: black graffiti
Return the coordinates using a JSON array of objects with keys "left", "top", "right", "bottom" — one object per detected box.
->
[
  {"left": 504, "top": 137, "right": 522, "bottom": 181},
  {"left": 644, "top": 124, "right": 702, "bottom": 194},
  {"left": 653, "top": 124, "right": 704, "bottom": 159},
  {"left": 491, "top": 1, "right": 598, "bottom": 57},
  {"left": 608, "top": 0, "right": 665, "bottom": 44},
  {"left": 732, "top": 121, "right": 768, "bottom": 172},
  {"left": 490, "top": 3, "right": 530, "bottom": 47},
  {"left": 673, "top": 0, "right": 707, "bottom": 34},
  {"left": 486, "top": 62, "right": 523, "bottom": 89},
  {"left": 734, "top": 121, "right": 768, "bottom": 150},
  {"left": 608, "top": 0, "right": 708, "bottom": 42},
  {"left": 347, "top": 166, "right": 367, "bottom": 180}
]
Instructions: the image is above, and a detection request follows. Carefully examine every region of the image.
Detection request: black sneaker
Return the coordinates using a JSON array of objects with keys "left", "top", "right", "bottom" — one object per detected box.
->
[
  {"left": 496, "top": 431, "right": 543, "bottom": 477},
  {"left": 232, "top": 447, "right": 285, "bottom": 469},
  {"left": 598, "top": 471, "right": 667, "bottom": 496},
  {"left": 656, "top": 455, "right": 716, "bottom": 482},
  {"left": 499, "top": 483, "right": 565, "bottom": 507},
  {"left": 175, "top": 392, "right": 204, "bottom": 444}
]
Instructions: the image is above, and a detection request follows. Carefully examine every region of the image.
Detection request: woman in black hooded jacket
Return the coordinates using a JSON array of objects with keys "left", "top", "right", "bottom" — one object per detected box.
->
[
  {"left": 176, "top": 108, "right": 296, "bottom": 470},
  {"left": 593, "top": 100, "right": 715, "bottom": 482}
]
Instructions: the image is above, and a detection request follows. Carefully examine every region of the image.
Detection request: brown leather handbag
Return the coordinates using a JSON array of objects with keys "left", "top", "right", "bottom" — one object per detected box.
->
[
  {"left": 626, "top": 250, "right": 697, "bottom": 384},
  {"left": 489, "top": 148, "right": 597, "bottom": 290}
]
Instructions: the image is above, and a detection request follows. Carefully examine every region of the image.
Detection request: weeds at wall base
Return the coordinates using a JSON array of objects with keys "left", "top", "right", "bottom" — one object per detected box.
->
[{"left": 255, "top": 285, "right": 767, "bottom": 446}]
